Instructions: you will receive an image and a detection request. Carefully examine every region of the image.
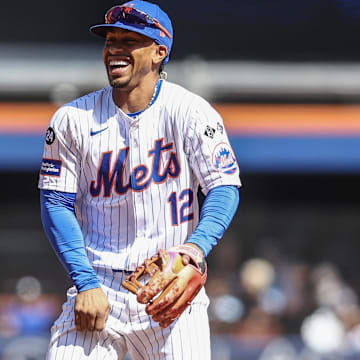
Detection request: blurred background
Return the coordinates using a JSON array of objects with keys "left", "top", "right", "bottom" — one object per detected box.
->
[{"left": 1, "top": 0, "right": 360, "bottom": 359}]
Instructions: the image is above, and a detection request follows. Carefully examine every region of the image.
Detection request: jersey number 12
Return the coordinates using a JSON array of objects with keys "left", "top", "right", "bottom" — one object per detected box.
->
[{"left": 168, "top": 189, "right": 194, "bottom": 226}]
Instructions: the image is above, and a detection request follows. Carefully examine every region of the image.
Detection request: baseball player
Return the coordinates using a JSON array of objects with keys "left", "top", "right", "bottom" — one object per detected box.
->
[{"left": 39, "top": 1, "right": 241, "bottom": 359}]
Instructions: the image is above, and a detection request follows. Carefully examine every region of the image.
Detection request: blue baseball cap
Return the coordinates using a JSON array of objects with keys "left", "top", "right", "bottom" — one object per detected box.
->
[{"left": 90, "top": 1, "right": 173, "bottom": 65}]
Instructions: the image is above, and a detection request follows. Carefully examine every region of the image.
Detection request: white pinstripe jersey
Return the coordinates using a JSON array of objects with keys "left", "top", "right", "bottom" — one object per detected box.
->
[{"left": 39, "top": 80, "right": 241, "bottom": 271}]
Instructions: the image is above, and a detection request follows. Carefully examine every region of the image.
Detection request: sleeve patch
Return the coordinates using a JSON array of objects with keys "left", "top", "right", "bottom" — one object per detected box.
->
[
  {"left": 212, "top": 143, "right": 238, "bottom": 175},
  {"left": 217, "top": 122, "right": 224, "bottom": 134},
  {"left": 204, "top": 125, "right": 216, "bottom": 139},
  {"left": 45, "top": 127, "right": 56, "bottom": 145},
  {"left": 40, "top": 159, "right": 62, "bottom": 177}
]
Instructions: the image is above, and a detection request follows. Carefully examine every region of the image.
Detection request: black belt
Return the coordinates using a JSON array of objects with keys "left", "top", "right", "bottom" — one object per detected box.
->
[{"left": 112, "top": 269, "right": 133, "bottom": 275}]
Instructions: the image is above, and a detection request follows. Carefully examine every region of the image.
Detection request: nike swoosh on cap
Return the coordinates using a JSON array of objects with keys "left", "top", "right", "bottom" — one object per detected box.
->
[{"left": 90, "top": 127, "right": 109, "bottom": 136}]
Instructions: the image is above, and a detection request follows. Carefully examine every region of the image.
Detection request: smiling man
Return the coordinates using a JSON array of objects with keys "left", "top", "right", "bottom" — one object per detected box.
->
[{"left": 39, "top": 1, "right": 241, "bottom": 359}]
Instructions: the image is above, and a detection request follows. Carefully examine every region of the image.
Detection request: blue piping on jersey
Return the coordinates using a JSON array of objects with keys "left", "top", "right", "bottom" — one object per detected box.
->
[
  {"left": 186, "top": 185, "right": 240, "bottom": 257},
  {"left": 40, "top": 189, "right": 100, "bottom": 292},
  {"left": 127, "top": 79, "right": 163, "bottom": 117}
]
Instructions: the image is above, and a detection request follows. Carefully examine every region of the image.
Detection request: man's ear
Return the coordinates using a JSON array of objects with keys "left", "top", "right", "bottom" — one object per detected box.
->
[{"left": 153, "top": 44, "right": 168, "bottom": 66}]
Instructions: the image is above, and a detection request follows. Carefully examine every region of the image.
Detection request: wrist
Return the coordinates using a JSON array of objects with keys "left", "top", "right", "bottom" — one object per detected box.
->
[
  {"left": 184, "top": 241, "right": 206, "bottom": 258},
  {"left": 76, "top": 280, "right": 101, "bottom": 293}
]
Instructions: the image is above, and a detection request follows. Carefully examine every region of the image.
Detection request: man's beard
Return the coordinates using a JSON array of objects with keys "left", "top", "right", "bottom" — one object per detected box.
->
[
  {"left": 107, "top": 71, "right": 131, "bottom": 89},
  {"left": 109, "top": 77, "right": 131, "bottom": 88}
]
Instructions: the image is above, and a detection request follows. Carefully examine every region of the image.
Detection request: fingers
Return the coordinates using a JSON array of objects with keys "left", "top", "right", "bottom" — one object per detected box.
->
[
  {"left": 75, "top": 304, "right": 96, "bottom": 331},
  {"left": 75, "top": 311, "right": 83, "bottom": 331},
  {"left": 74, "top": 288, "right": 110, "bottom": 332},
  {"left": 94, "top": 305, "right": 111, "bottom": 331},
  {"left": 75, "top": 309, "right": 108, "bottom": 331},
  {"left": 75, "top": 307, "right": 91, "bottom": 331},
  {"left": 74, "top": 307, "right": 110, "bottom": 332}
]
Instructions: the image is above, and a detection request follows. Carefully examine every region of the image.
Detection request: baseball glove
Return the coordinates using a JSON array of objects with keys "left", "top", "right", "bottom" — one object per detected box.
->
[{"left": 122, "top": 244, "right": 207, "bottom": 328}]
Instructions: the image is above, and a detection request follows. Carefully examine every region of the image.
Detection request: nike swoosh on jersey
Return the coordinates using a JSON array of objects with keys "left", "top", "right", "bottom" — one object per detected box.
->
[{"left": 90, "top": 127, "right": 109, "bottom": 136}]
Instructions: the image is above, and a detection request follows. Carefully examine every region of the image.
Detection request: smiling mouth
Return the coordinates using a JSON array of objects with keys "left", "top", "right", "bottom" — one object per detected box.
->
[{"left": 109, "top": 59, "right": 131, "bottom": 75}]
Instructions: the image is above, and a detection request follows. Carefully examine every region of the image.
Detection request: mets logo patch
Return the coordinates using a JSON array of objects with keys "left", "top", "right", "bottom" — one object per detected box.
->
[
  {"left": 40, "top": 159, "right": 62, "bottom": 177},
  {"left": 212, "top": 143, "right": 237, "bottom": 175}
]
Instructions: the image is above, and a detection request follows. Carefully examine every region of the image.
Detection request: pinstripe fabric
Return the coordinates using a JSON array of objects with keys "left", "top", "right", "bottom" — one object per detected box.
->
[
  {"left": 39, "top": 80, "right": 240, "bottom": 271},
  {"left": 39, "top": 79, "right": 240, "bottom": 358},
  {"left": 47, "top": 271, "right": 210, "bottom": 360}
]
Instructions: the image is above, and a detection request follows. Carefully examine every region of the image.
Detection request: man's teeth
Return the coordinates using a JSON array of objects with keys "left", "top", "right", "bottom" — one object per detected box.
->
[{"left": 110, "top": 60, "right": 129, "bottom": 66}]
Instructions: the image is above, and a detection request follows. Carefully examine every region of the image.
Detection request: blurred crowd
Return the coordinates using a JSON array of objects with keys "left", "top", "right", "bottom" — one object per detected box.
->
[
  {"left": 0, "top": 277, "right": 60, "bottom": 360},
  {"left": 206, "top": 237, "right": 360, "bottom": 360},
  {"left": 2, "top": 240, "right": 360, "bottom": 360}
]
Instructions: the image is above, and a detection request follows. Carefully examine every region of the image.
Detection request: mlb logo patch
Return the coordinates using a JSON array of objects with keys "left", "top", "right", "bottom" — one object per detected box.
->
[
  {"left": 40, "top": 159, "right": 62, "bottom": 177},
  {"left": 204, "top": 125, "right": 216, "bottom": 139},
  {"left": 212, "top": 143, "right": 237, "bottom": 175}
]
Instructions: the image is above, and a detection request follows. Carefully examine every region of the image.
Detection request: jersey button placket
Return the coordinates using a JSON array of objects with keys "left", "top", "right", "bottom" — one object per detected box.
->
[
  {"left": 129, "top": 119, "right": 145, "bottom": 239},
  {"left": 129, "top": 121, "right": 139, "bottom": 148}
]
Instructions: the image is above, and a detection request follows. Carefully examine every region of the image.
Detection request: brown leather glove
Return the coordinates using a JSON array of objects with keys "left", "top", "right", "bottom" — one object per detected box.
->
[{"left": 122, "top": 244, "right": 207, "bottom": 328}]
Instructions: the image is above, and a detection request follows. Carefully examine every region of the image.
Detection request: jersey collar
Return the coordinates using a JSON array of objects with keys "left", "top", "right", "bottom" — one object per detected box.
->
[{"left": 127, "top": 79, "right": 163, "bottom": 118}]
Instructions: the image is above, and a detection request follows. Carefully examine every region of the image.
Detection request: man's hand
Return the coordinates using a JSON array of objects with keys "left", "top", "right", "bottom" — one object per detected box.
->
[{"left": 74, "top": 287, "right": 110, "bottom": 331}]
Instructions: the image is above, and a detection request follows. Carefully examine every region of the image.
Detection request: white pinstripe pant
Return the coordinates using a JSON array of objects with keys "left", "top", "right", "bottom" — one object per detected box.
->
[{"left": 47, "top": 269, "right": 211, "bottom": 360}]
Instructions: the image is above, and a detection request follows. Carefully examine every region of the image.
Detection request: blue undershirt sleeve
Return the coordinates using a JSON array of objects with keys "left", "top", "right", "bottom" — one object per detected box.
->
[
  {"left": 40, "top": 189, "right": 100, "bottom": 292},
  {"left": 186, "top": 185, "right": 240, "bottom": 257}
]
